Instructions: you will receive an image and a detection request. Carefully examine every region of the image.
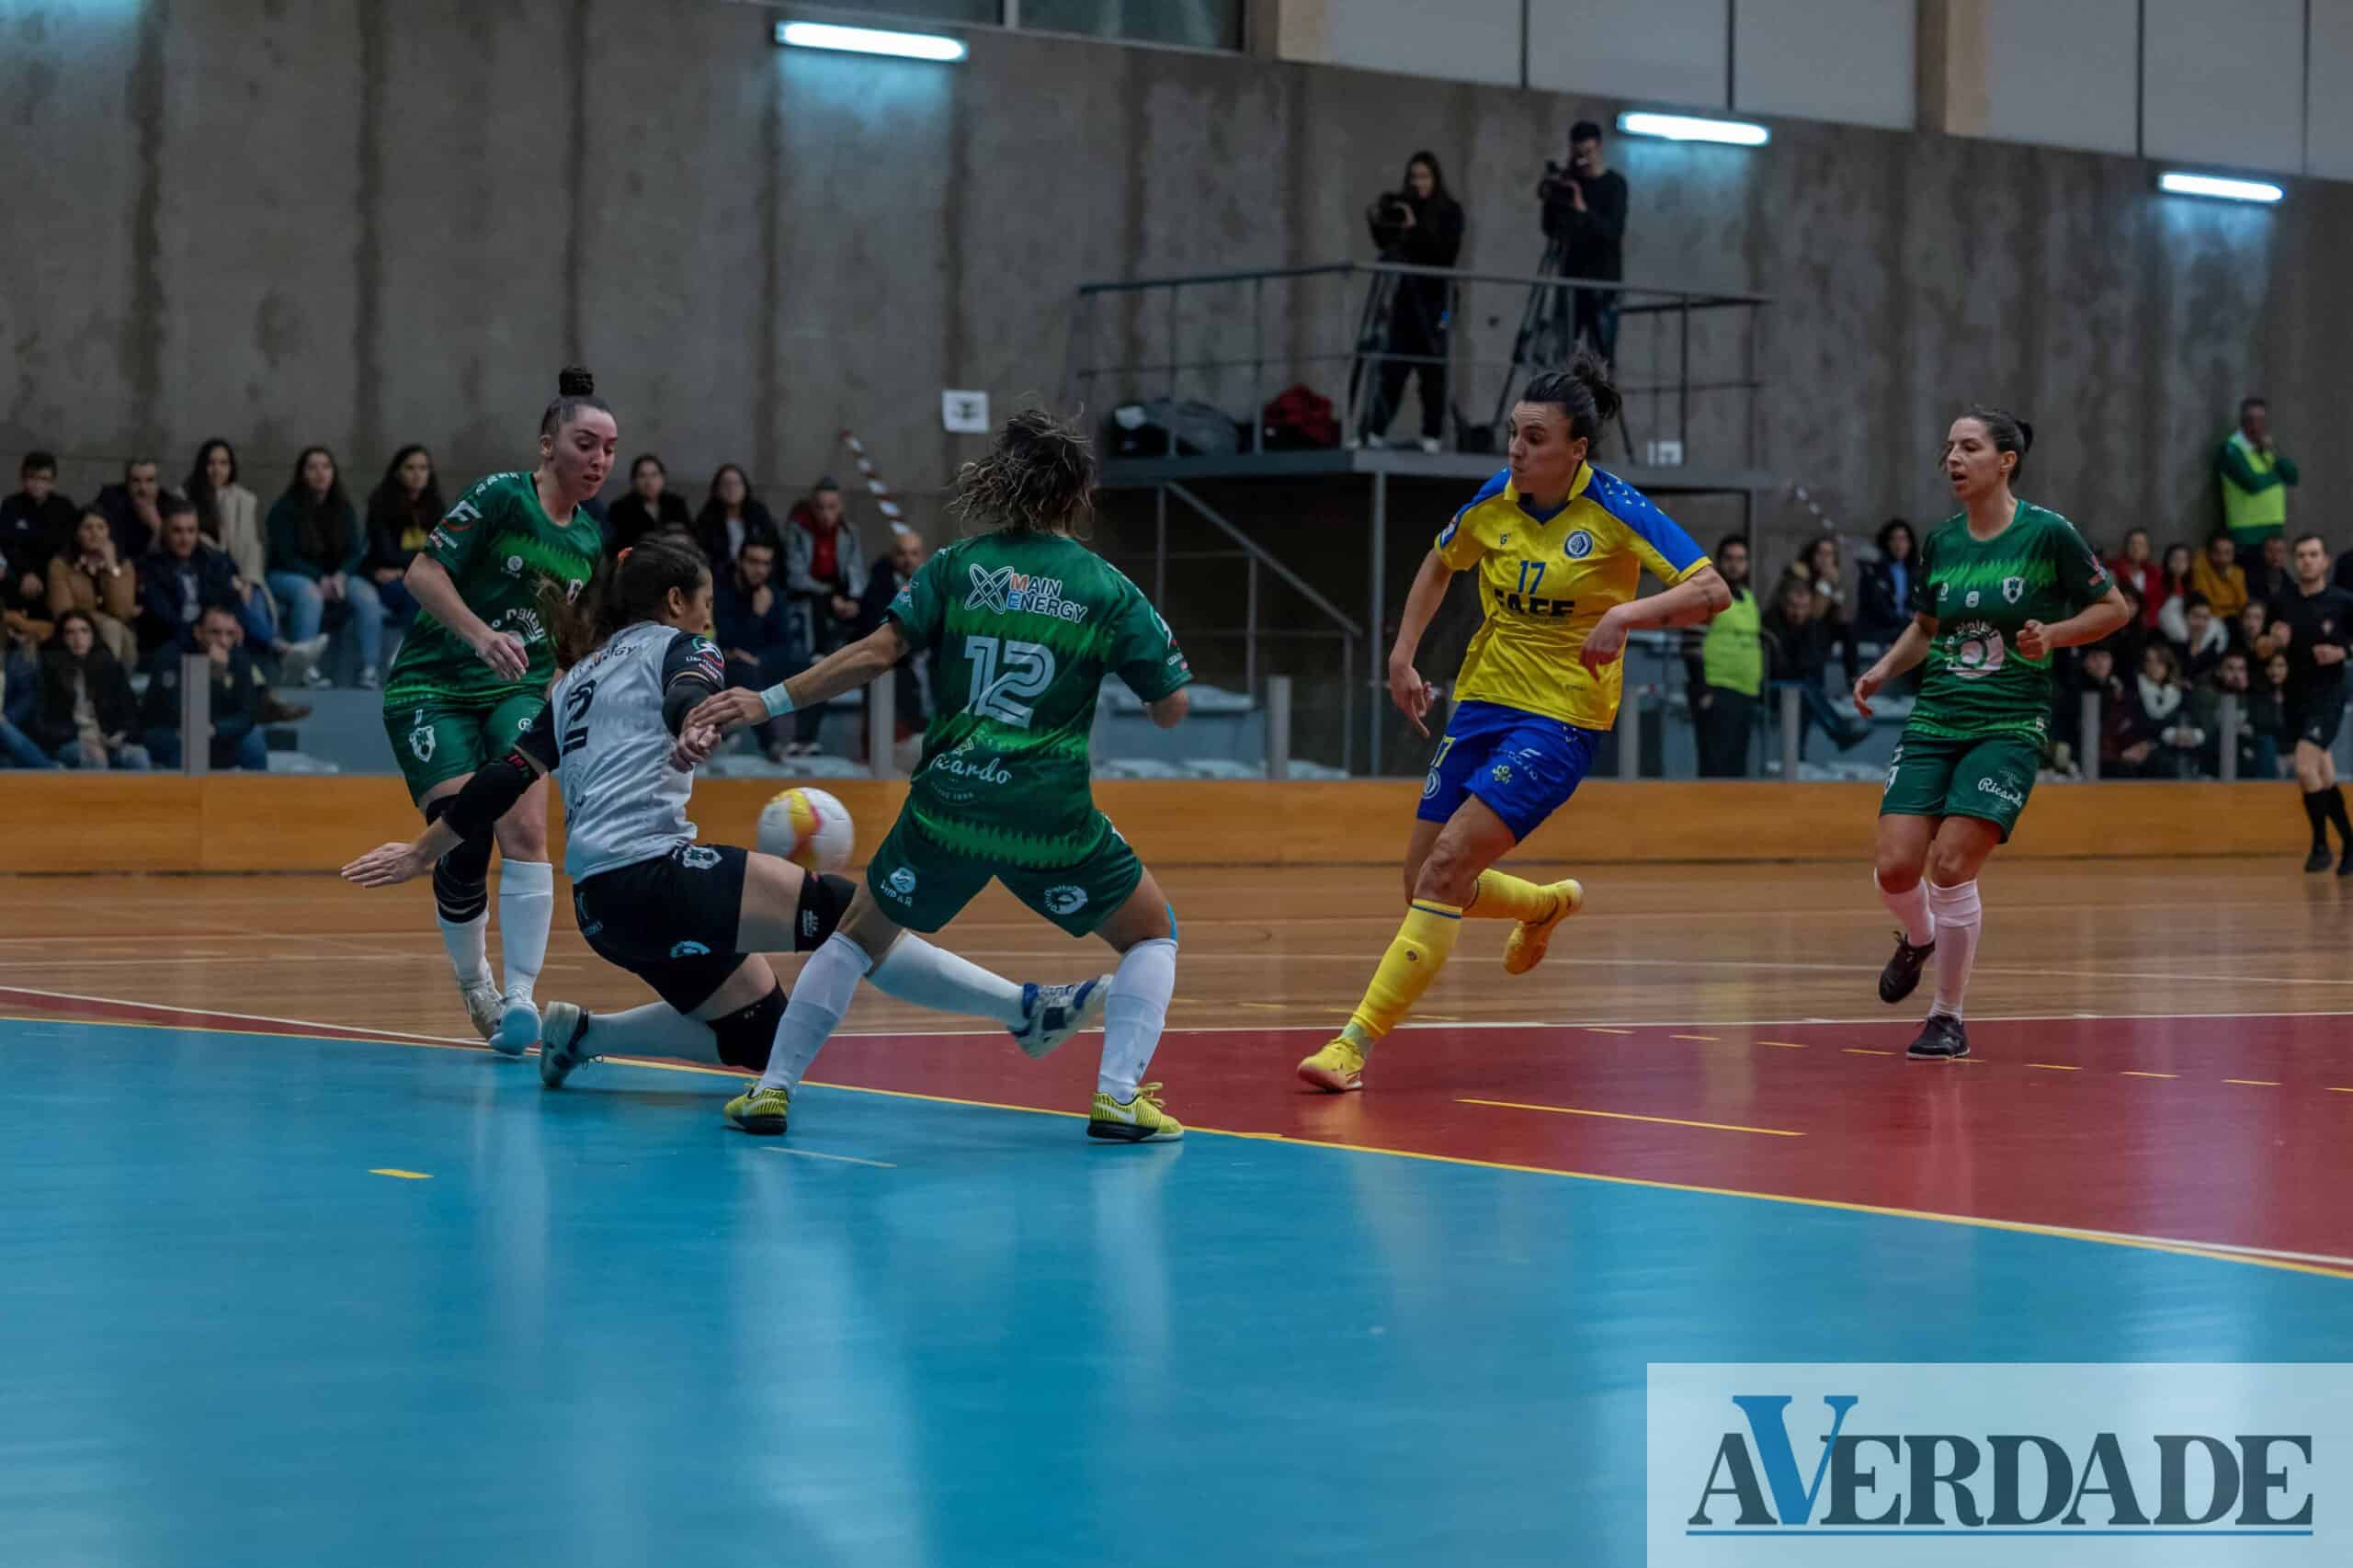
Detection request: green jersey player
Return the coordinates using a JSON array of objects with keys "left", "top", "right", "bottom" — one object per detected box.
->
[
  {"left": 381, "top": 366, "right": 613, "bottom": 1052},
  {"left": 689, "top": 410, "right": 1193, "bottom": 1144},
  {"left": 1854, "top": 408, "right": 2130, "bottom": 1060}
]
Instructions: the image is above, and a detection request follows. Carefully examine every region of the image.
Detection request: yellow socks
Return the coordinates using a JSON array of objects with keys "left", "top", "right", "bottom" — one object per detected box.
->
[
  {"left": 1466, "top": 869, "right": 1555, "bottom": 922},
  {"left": 1343, "top": 899, "right": 1463, "bottom": 1046}
]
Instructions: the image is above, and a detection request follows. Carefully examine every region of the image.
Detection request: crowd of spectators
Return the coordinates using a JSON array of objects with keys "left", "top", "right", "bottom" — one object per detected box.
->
[{"left": 0, "top": 443, "right": 920, "bottom": 771}]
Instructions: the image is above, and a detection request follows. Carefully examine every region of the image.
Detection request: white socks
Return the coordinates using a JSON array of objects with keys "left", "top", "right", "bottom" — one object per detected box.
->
[
  {"left": 587, "top": 1001, "right": 719, "bottom": 1062},
  {"left": 1925, "top": 880, "right": 1982, "bottom": 1019},
  {"left": 1876, "top": 869, "right": 1933, "bottom": 948},
  {"left": 1098, "top": 937, "right": 1177, "bottom": 1100},
  {"left": 868, "top": 937, "right": 1026, "bottom": 1027},
  {"left": 757, "top": 933, "right": 870, "bottom": 1095},
  {"left": 438, "top": 911, "right": 491, "bottom": 988},
  {"left": 498, "top": 859, "right": 554, "bottom": 1005}
]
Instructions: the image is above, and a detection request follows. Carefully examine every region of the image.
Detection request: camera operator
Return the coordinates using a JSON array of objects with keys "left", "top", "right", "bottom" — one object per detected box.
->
[
  {"left": 1359, "top": 150, "right": 1464, "bottom": 452},
  {"left": 1537, "top": 120, "right": 1628, "bottom": 366}
]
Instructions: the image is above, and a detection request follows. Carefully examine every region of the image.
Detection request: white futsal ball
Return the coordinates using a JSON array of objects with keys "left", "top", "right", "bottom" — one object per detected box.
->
[{"left": 756, "top": 787, "right": 855, "bottom": 872}]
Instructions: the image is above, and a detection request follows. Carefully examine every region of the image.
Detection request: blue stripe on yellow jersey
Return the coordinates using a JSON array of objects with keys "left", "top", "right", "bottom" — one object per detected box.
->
[{"left": 1437, "top": 462, "right": 1710, "bottom": 729}]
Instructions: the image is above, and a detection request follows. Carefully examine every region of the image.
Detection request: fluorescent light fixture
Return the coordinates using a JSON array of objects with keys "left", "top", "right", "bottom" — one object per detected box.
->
[
  {"left": 2157, "top": 171, "right": 2283, "bottom": 204},
  {"left": 775, "top": 20, "right": 967, "bottom": 61},
  {"left": 1616, "top": 111, "right": 1769, "bottom": 147}
]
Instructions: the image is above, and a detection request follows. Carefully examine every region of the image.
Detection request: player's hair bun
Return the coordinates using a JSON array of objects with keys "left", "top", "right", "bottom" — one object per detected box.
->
[
  {"left": 557, "top": 366, "right": 596, "bottom": 398},
  {"left": 2015, "top": 419, "right": 2035, "bottom": 455}
]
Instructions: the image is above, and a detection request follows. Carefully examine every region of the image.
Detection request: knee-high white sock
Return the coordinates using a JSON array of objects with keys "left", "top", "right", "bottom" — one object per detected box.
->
[
  {"left": 867, "top": 936, "right": 1026, "bottom": 1027},
  {"left": 1098, "top": 937, "right": 1177, "bottom": 1100},
  {"left": 1925, "top": 880, "right": 1982, "bottom": 1019},
  {"left": 1876, "top": 869, "right": 1934, "bottom": 948},
  {"left": 585, "top": 1001, "right": 718, "bottom": 1062},
  {"left": 438, "top": 912, "right": 491, "bottom": 988},
  {"left": 498, "top": 860, "right": 554, "bottom": 1004},
  {"left": 756, "top": 933, "right": 870, "bottom": 1095}
]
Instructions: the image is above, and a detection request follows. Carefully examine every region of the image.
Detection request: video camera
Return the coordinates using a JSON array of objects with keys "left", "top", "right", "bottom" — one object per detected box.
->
[{"left": 1367, "top": 191, "right": 1414, "bottom": 253}]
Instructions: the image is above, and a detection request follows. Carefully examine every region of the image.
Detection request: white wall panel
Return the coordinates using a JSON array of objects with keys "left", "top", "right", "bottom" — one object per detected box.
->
[
  {"left": 2307, "top": 0, "right": 2353, "bottom": 178},
  {"left": 1276, "top": 0, "right": 1522, "bottom": 87},
  {"left": 1978, "top": 0, "right": 2137, "bottom": 156},
  {"left": 2143, "top": 0, "right": 2303, "bottom": 173},
  {"left": 1528, "top": 0, "right": 1728, "bottom": 109},
  {"left": 1734, "top": 0, "right": 1914, "bottom": 130}
]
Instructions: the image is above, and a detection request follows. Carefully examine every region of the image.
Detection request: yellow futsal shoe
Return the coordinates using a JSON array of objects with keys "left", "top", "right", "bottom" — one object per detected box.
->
[
  {"left": 1297, "top": 1037, "right": 1366, "bottom": 1093},
  {"left": 723, "top": 1085, "right": 790, "bottom": 1136},
  {"left": 1501, "top": 879, "right": 1586, "bottom": 976},
  {"left": 1088, "top": 1083, "right": 1184, "bottom": 1142}
]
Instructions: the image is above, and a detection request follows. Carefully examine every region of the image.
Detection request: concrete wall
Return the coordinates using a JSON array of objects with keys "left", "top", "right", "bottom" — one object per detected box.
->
[{"left": 6, "top": 0, "right": 2347, "bottom": 585}]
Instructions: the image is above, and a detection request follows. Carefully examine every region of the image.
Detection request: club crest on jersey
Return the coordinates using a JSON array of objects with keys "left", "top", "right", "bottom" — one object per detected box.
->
[
  {"left": 966, "top": 565, "right": 1089, "bottom": 623},
  {"left": 1947, "top": 620, "right": 2006, "bottom": 681},
  {"left": 408, "top": 715, "right": 436, "bottom": 762},
  {"left": 680, "top": 846, "right": 721, "bottom": 870},
  {"left": 1043, "top": 884, "right": 1088, "bottom": 915},
  {"left": 2002, "top": 575, "right": 2025, "bottom": 604},
  {"left": 1563, "top": 529, "right": 1596, "bottom": 560},
  {"left": 669, "top": 940, "right": 710, "bottom": 958},
  {"left": 884, "top": 867, "right": 918, "bottom": 900}
]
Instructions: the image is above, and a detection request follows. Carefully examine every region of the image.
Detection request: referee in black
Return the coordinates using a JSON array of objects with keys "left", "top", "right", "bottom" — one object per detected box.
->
[{"left": 2267, "top": 532, "right": 2353, "bottom": 871}]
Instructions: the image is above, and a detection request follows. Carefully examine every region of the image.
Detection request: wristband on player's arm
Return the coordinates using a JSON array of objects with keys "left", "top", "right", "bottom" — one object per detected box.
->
[{"left": 758, "top": 682, "right": 796, "bottom": 719}]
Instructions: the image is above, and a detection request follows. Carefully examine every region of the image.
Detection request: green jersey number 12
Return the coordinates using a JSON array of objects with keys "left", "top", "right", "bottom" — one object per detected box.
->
[{"left": 963, "top": 635, "right": 1056, "bottom": 728}]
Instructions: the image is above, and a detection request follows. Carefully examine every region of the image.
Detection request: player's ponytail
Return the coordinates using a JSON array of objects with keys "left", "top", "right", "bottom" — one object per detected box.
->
[
  {"left": 541, "top": 364, "right": 611, "bottom": 438},
  {"left": 950, "top": 407, "right": 1097, "bottom": 537},
  {"left": 1963, "top": 405, "right": 2032, "bottom": 477},
  {"left": 1519, "top": 348, "right": 1621, "bottom": 443}
]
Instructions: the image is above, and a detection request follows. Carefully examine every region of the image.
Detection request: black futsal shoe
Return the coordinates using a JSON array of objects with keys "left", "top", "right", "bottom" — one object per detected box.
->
[
  {"left": 2306, "top": 846, "right": 2334, "bottom": 873},
  {"left": 2338, "top": 850, "right": 2353, "bottom": 878},
  {"left": 1904, "top": 1014, "right": 1969, "bottom": 1061},
  {"left": 1878, "top": 931, "right": 1936, "bottom": 1004}
]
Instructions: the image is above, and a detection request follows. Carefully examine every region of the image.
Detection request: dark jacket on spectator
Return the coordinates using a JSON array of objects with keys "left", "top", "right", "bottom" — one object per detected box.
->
[
  {"left": 1855, "top": 556, "right": 1914, "bottom": 645},
  {"left": 93, "top": 483, "right": 159, "bottom": 559},
  {"left": 137, "top": 542, "right": 244, "bottom": 653},
  {"left": 1547, "top": 169, "right": 1629, "bottom": 281},
  {"left": 1371, "top": 189, "right": 1465, "bottom": 321},
  {"left": 711, "top": 566, "right": 794, "bottom": 665},
  {"left": 265, "top": 492, "right": 363, "bottom": 580},
  {"left": 141, "top": 641, "right": 264, "bottom": 758},
  {"left": 607, "top": 492, "right": 693, "bottom": 553},
  {"left": 1, "top": 491, "right": 77, "bottom": 580},
  {"left": 36, "top": 641, "right": 139, "bottom": 750},
  {"left": 363, "top": 484, "right": 439, "bottom": 578},
  {"left": 693, "top": 500, "right": 780, "bottom": 575},
  {"left": 861, "top": 556, "right": 930, "bottom": 726},
  {"left": 1761, "top": 599, "right": 1837, "bottom": 687}
]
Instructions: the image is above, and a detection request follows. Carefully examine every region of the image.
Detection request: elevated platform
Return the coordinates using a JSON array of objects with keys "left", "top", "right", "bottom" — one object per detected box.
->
[{"left": 1100, "top": 446, "right": 1770, "bottom": 500}]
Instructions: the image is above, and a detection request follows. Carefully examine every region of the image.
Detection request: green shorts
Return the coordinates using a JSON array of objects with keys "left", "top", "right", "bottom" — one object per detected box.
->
[
  {"left": 864, "top": 809, "right": 1144, "bottom": 938},
  {"left": 1878, "top": 728, "right": 2040, "bottom": 841},
  {"left": 381, "top": 692, "right": 546, "bottom": 802}
]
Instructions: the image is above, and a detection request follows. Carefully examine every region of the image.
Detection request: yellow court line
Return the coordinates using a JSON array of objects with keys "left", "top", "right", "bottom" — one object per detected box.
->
[
  {"left": 369, "top": 1168, "right": 432, "bottom": 1180},
  {"left": 1586, "top": 1027, "right": 1635, "bottom": 1035},
  {"left": 2120, "top": 1071, "right": 2179, "bottom": 1080},
  {"left": 1757, "top": 1040, "right": 1809, "bottom": 1049},
  {"left": 2332, "top": 1086, "right": 2353, "bottom": 1095},
  {"left": 1459, "top": 1097, "right": 1802, "bottom": 1139},
  {"left": 1843, "top": 1048, "right": 1893, "bottom": 1057},
  {"left": 1670, "top": 1033, "right": 1720, "bottom": 1042},
  {"left": 13, "top": 1009, "right": 2353, "bottom": 1282},
  {"left": 2225, "top": 1079, "right": 2281, "bottom": 1087},
  {"left": 2026, "top": 1062, "right": 2080, "bottom": 1072}
]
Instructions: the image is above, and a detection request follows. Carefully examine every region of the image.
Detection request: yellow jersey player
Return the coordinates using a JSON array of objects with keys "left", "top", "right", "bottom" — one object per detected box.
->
[{"left": 1301, "top": 353, "right": 1731, "bottom": 1092}]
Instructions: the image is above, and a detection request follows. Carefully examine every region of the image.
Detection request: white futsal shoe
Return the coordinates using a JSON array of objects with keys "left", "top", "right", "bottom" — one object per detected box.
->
[
  {"left": 460, "top": 980, "right": 505, "bottom": 1043},
  {"left": 536, "top": 1001, "right": 597, "bottom": 1088},
  {"left": 492, "top": 994, "right": 540, "bottom": 1058}
]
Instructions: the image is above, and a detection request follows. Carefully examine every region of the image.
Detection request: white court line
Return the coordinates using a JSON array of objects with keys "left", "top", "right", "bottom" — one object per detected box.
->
[{"left": 765, "top": 1147, "right": 896, "bottom": 1169}]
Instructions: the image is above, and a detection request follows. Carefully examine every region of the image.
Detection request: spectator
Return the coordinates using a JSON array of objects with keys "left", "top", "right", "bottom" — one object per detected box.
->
[
  {"left": 46, "top": 507, "right": 138, "bottom": 665},
  {"left": 1855, "top": 518, "right": 1915, "bottom": 647},
  {"left": 137, "top": 494, "right": 249, "bottom": 655},
  {"left": 2188, "top": 533, "right": 2247, "bottom": 620},
  {"left": 2129, "top": 642, "right": 2204, "bottom": 778},
  {"left": 2250, "top": 651, "right": 2292, "bottom": 778},
  {"left": 1787, "top": 535, "right": 1859, "bottom": 683},
  {"left": 0, "top": 639, "right": 56, "bottom": 767},
  {"left": 2107, "top": 577, "right": 2149, "bottom": 671},
  {"left": 2217, "top": 395, "right": 2296, "bottom": 553},
  {"left": 35, "top": 610, "right": 148, "bottom": 769},
  {"left": 2, "top": 450, "right": 77, "bottom": 598},
  {"left": 2165, "top": 592, "right": 2226, "bottom": 684},
  {"left": 1681, "top": 533, "right": 1760, "bottom": 776},
  {"left": 266, "top": 446, "right": 384, "bottom": 688},
  {"left": 2233, "top": 601, "right": 2279, "bottom": 663},
  {"left": 607, "top": 453, "right": 692, "bottom": 551},
  {"left": 2152, "top": 543, "right": 2195, "bottom": 637},
  {"left": 783, "top": 476, "right": 867, "bottom": 754},
  {"left": 2106, "top": 528, "right": 2165, "bottom": 630},
  {"left": 859, "top": 526, "right": 935, "bottom": 743},
  {"left": 1762, "top": 573, "right": 1869, "bottom": 758},
  {"left": 710, "top": 535, "right": 796, "bottom": 763},
  {"left": 2063, "top": 644, "right": 2143, "bottom": 775},
  {"left": 363, "top": 445, "right": 440, "bottom": 626},
  {"left": 1359, "top": 151, "right": 1465, "bottom": 454},
  {"left": 141, "top": 604, "right": 269, "bottom": 771},
  {"left": 2245, "top": 531, "right": 2292, "bottom": 605},
  {"left": 93, "top": 456, "right": 165, "bottom": 559},
  {"left": 693, "top": 464, "right": 779, "bottom": 572},
  {"left": 2197, "top": 648, "right": 2267, "bottom": 780},
  {"left": 184, "top": 438, "right": 279, "bottom": 651},
  {"left": 1540, "top": 119, "right": 1629, "bottom": 367}
]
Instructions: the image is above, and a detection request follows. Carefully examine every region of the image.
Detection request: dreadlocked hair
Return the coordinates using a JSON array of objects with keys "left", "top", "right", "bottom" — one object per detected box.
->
[
  {"left": 949, "top": 408, "right": 1097, "bottom": 537},
  {"left": 543, "top": 533, "right": 708, "bottom": 669}
]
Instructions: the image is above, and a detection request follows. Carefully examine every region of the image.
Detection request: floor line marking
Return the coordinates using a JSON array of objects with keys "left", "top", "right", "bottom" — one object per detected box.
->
[
  {"left": 13, "top": 1007, "right": 2349, "bottom": 1283},
  {"left": 1586, "top": 1027, "right": 1635, "bottom": 1035},
  {"left": 1757, "top": 1040, "right": 1809, "bottom": 1049},
  {"left": 369, "top": 1168, "right": 432, "bottom": 1180},
  {"left": 1843, "top": 1048, "right": 1893, "bottom": 1057},
  {"left": 2224, "top": 1079, "right": 2281, "bottom": 1087},
  {"left": 1459, "top": 1097, "right": 1802, "bottom": 1138},
  {"left": 2026, "top": 1063, "right": 2080, "bottom": 1072},
  {"left": 765, "top": 1147, "right": 898, "bottom": 1169},
  {"left": 2120, "top": 1071, "right": 2179, "bottom": 1080},
  {"left": 2331, "top": 1087, "right": 2353, "bottom": 1095},
  {"left": 1669, "top": 1033, "right": 1720, "bottom": 1042}
]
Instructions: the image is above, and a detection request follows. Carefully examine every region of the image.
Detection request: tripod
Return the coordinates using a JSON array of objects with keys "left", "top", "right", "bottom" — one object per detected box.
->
[
  {"left": 1487, "top": 235, "right": 1637, "bottom": 459},
  {"left": 1344, "top": 264, "right": 1401, "bottom": 439}
]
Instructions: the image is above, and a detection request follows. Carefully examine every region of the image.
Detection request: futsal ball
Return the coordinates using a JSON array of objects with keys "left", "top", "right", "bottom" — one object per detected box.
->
[{"left": 757, "top": 787, "right": 855, "bottom": 872}]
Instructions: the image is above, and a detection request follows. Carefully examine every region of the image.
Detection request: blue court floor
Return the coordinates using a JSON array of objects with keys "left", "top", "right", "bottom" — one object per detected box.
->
[{"left": 4, "top": 1017, "right": 2347, "bottom": 1568}]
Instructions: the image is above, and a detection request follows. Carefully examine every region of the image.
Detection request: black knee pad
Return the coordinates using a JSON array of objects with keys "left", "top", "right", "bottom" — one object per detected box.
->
[
  {"left": 424, "top": 797, "right": 494, "bottom": 922},
  {"left": 792, "top": 872, "right": 857, "bottom": 952},
  {"left": 710, "top": 983, "right": 786, "bottom": 1072}
]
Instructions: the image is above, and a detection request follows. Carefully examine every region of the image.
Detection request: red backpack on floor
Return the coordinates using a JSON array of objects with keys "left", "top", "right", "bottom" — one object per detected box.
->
[{"left": 1261, "top": 383, "right": 1340, "bottom": 450}]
